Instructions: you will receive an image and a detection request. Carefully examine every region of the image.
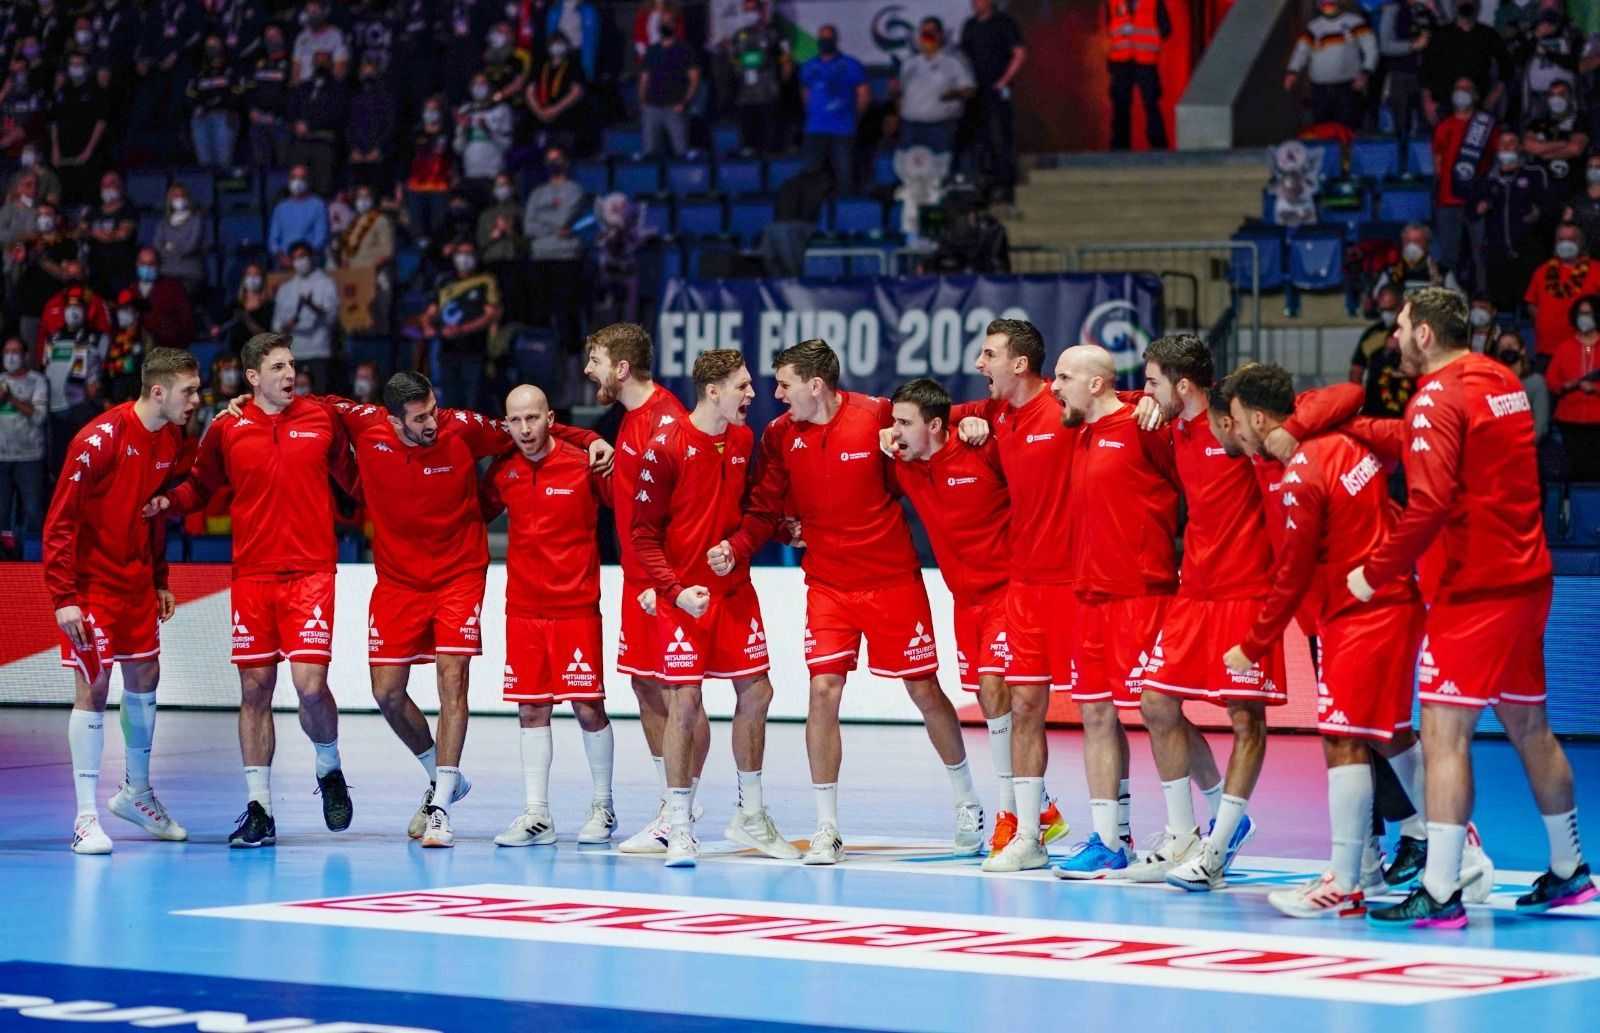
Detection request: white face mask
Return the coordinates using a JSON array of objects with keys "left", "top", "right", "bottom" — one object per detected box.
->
[
  {"left": 488, "top": 32, "right": 509, "bottom": 49},
  {"left": 220, "top": 368, "right": 240, "bottom": 391},
  {"left": 19, "top": 150, "right": 36, "bottom": 167},
  {"left": 1379, "top": 310, "right": 1397, "bottom": 327},
  {"left": 1556, "top": 240, "right": 1581, "bottom": 261},
  {"left": 423, "top": 109, "right": 442, "bottom": 126},
  {"left": 1469, "top": 307, "right": 1492, "bottom": 327},
  {"left": 1497, "top": 150, "right": 1520, "bottom": 168},
  {"left": 353, "top": 376, "right": 374, "bottom": 399},
  {"left": 66, "top": 64, "right": 87, "bottom": 83},
  {"left": 289, "top": 178, "right": 308, "bottom": 196},
  {"left": 454, "top": 253, "right": 477, "bottom": 274},
  {"left": 170, "top": 197, "right": 189, "bottom": 214},
  {"left": 1401, "top": 242, "right": 1425, "bottom": 264},
  {"left": 471, "top": 83, "right": 491, "bottom": 101},
  {"left": 64, "top": 306, "right": 84, "bottom": 329},
  {"left": 1588, "top": 167, "right": 1600, "bottom": 185},
  {"left": 548, "top": 43, "right": 569, "bottom": 61},
  {"left": 355, "top": 197, "right": 373, "bottom": 213},
  {"left": 1452, "top": 89, "right": 1474, "bottom": 111},
  {"left": 244, "top": 275, "right": 263, "bottom": 291},
  {"left": 1549, "top": 94, "right": 1570, "bottom": 116},
  {"left": 3, "top": 353, "right": 22, "bottom": 373},
  {"left": 101, "top": 188, "right": 120, "bottom": 204},
  {"left": 36, "top": 215, "right": 55, "bottom": 233},
  {"left": 293, "top": 256, "right": 312, "bottom": 275},
  {"left": 116, "top": 308, "right": 136, "bottom": 328},
  {"left": 1579, "top": 313, "right": 1598, "bottom": 333},
  {"left": 75, "top": 30, "right": 93, "bottom": 47}
]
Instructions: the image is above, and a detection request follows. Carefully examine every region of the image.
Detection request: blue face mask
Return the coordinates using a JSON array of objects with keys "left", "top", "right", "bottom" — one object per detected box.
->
[{"left": 136, "top": 265, "right": 157, "bottom": 283}]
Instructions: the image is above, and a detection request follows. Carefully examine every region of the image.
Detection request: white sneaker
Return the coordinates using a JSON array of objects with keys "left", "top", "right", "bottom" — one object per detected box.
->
[
  {"left": 107, "top": 783, "right": 188, "bottom": 841},
  {"left": 664, "top": 825, "right": 698, "bottom": 868},
  {"left": 620, "top": 799, "right": 702, "bottom": 854},
  {"left": 577, "top": 803, "right": 617, "bottom": 844},
  {"left": 70, "top": 814, "right": 112, "bottom": 855},
  {"left": 494, "top": 809, "right": 556, "bottom": 848},
  {"left": 953, "top": 801, "right": 984, "bottom": 856},
  {"left": 408, "top": 775, "right": 472, "bottom": 839},
  {"left": 420, "top": 806, "right": 453, "bottom": 848},
  {"left": 1360, "top": 836, "right": 1388, "bottom": 896},
  {"left": 1166, "top": 842, "right": 1226, "bottom": 892},
  {"left": 725, "top": 808, "right": 802, "bottom": 860},
  {"left": 802, "top": 822, "right": 845, "bottom": 865},
  {"left": 1461, "top": 822, "right": 1495, "bottom": 904},
  {"left": 1267, "top": 872, "right": 1365, "bottom": 919},
  {"left": 1123, "top": 827, "right": 1200, "bottom": 883},
  {"left": 981, "top": 831, "right": 1048, "bottom": 872}
]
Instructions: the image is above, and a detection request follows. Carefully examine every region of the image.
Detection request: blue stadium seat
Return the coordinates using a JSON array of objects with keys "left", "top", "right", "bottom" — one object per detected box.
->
[
  {"left": 189, "top": 339, "right": 223, "bottom": 382},
  {"left": 137, "top": 211, "right": 162, "bottom": 246},
  {"left": 1315, "top": 203, "right": 1363, "bottom": 237},
  {"left": 830, "top": 196, "right": 886, "bottom": 236},
  {"left": 803, "top": 250, "right": 847, "bottom": 278},
  {"left": 666, "top": 159, "right": 713, "bottom": 195},
  {"left": 603, "top": 125, "right": 644, "bottom": 156},
  {"left": 1350, "top": 137, "right": 1400, "bottom": 180},
  {"left": 262, "top": 167, "right": 290, "bottom": 205},
  {"left": 1230, "top": 225, "right": 1286, "bottom": 291},
  {"left": 868, "top": 69, "right": 894, "bottom": 102},
  {"left": 885, "top": 200, "right": 905, "bottom": 237},
  {"left": 393, "top": 244, "right": 424, "bottom": 285},
  {"left": 1376, "top": 179, "right": 1432, "bottom": 222},
  {"left": 675, "top": 197, "right": 725, "bottom": 238},
  {"left": 573, "top": 159, "right": 610, "bottom": 196},
  {"left": 872, "top": 152, "right": 897, "bottom": 188},
  {"left": 219, "top": 211, "right": 263, "bottom": 252},
  {"left": 765, "top": 156, "right": 806, "bottom": 190},
  {"left": 172, "top": 167, "right": 216, "bottom": 208},
  {"left": 188, "top": 537, "right": 232, "bottom": 563},
  {"left": 1566, "top": 484, "right": 1600, "bottom": 542},
  {"left": 1287, "top": 225, "right": 1347, "bottom": 290},
  {"left": 711, "top": 123, "right": 740, "bottom": 156},
  {"left": 614, "top": 160, "right": 664, "bottom": 196},
  {"left": 640, "top": 198, "right": 672, "bottom": 237},
  {"left": 729, "top": 194, "right": 776, "bottom": 244},
  {"left": 215, "top": 169, "right": 261, "bottom": 214},
  {"left": 1301, "top": 138, "right": 1342, "bottom": 179},
  {"left": 1407, "top": 138, "right": 1434, "bottom": 177},
  {"left": 126, "top": 170, "right": 168, "bottom": 211},
  {"left": 715, "top": 158, "right": 763, "bottom": 195}
]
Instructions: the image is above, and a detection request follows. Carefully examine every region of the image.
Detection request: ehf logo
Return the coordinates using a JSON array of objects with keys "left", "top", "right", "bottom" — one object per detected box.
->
[
  {"left": 869, "top": 4, "right": 917, "bottom": 65},
  {"left": 1079, "top": 299, "right": 1154, "bottom": 383}
]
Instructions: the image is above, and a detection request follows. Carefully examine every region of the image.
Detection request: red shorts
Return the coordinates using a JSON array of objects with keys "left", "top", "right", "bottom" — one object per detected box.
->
[
  {"left": 954, "top": 591, "right": 1008, "bottom": 691},
  {"left": 1416, "top": 583, "right": 1551, "bottom": 709},
  {"left": 617, "top": 576, "right": 664, "bottom": 680},
  {"left": 58, "top": 583, "right": 160, "bottom": 682},
  {"left": 231, "top": 572, "right": 336, "bottom": 667},
  {"left": 1140, "top": 595, "right": 1289, "bottom": 706},
  {"left": 1071, "top": 594, "right": 1170, "bottom": 710},
  {"left": 367, "top": 573, "right": 486, "bottom": 666},
  {"left": 504, "top": 612, "right": 605, "bottom": 704},
  {"left": 804, "top": 578, "right": 937, "bottom": 680},
  {"left": 1004, "top": 581, "right": 1078, "bottom": 690},
  {"left": 657, "top": 580, "right": 770, "bottom": 684},
  {"left": 1317, "top": 600, "right": 1425, "bottom": 741}
]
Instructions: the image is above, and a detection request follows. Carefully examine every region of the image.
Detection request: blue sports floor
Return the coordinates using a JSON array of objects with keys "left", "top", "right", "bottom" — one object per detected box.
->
[{"left": 2, "top": 708, "right": 1598, "bottom": 1032}]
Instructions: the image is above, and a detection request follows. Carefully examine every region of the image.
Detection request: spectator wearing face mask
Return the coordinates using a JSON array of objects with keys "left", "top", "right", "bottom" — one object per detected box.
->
[
  {"left": 633, "top": 1, "right": 682, "bottom": 58},
  {"left": 269, "top": 164, "right": 331, "bottom": 267},
  {"left": 37, "top": 260, "right": 110, "bottom": 359},
  {"left": 187, "top": 34, "right": 239, "bottom": 168},
  {"left": 1521, "top": 79, "right": 1587, "bottom": 192},
  {"left": 348, "top": 57, "right": 398, "bottom": 192},
  {"left": 1519, "top": 9, "right": 1580, "bottom": 121},
  {"left": 245, "top": 23, "right": 295, "bottom": 167},
  {"left": 83, "top": 171, "right": 138, "bottom": 298},
  {"left": 477, "top": 172, "right": 527, "bottom": 321},
  {"left": 215, "top": 262, "right": 276, "bottom": 357},
  {"left": 1467, "top": 294, "right": 1498, "bottom": 353},
  {"left": 1371, "top": 222, "right": 1453, "bottom": 302},
  {"left": 1477, "top": 132, "right": 1551, "bottom": 313},
  {"left": 1349, "top": 284, "right": 1416, "bottom": 417},
  {"left": 483, "top": 20, "right": 533, "bottom": 109},
  {"left": 896, "top": 17, "right": 976, "bottom": 156},
  {"left": 962, "top": 0, "right": 1027, "bottom": 196},
  {"left": 454, "top": 72, "right": 514, "bottom": 200},
  {"left": 1526, "top": 223, "right": 1600, "bottom": 360},
  {"left": 1432, "top": 75, "right": 1495, "bottom": 278},
  {"left": 291, "top": 0, "right": 349, "bottom": 85},
  {"left": 523, "top": 147, "right": 584, "bottom": 350},
  {"left": 639, "top": 14, "right": 699, "bottom": 159},
  {"left": 194, "top": 352, "right": 246, "bottom": 443},
  {"left": 103, "top": 288, "right": 154, "bottom": 403},
  {"left": 153, "top": 186, "right": 213, "bottom": 303},
  {"left": 272, "top": 239, "right": 339, "bottom": 390},
  {"left": 0, "top": 171, "right": 44, "bottom": 256},
  {"left": 288, "top": 51, "right": 351, "bottom": 198},
  {"left": 1378, "top": 0, "right": 1435, "bottom": 151},
  {"left": 0, "top": 60, "right": 51, "bottom": 154},
  {"left": 349, "top": 360, "right": 380, "bottom": 405},
  {"left": 420, "top": 238, "right": 499, "bottom": 411},
  {"left": 1564, "top": 154, "right": 1600, "bottom": 256},
  {"left": 442, "top": 0, "right": 498, "bottom": 104},
  {"left": 0, "top": 336, "right": 49, "bottom": 537},
  {"left": 404, "top": 97, "right": 458, "bottom": 249},
  {"left": 1547, "top": 291, "right": 1600, "bottom": 477},
  {"left": 1420, "top": 1, "right": 1511, "bottom": 124},
  {"left": 334, "top": 186, "right": 396, "bottom": 272},
  {"left": 9, "top": 145, "right": 61, "bottom": 211},
  {"left": 1284, "top": 0, "right": 1376, "bottom": 131},
  {"left": 1490, "top": 328, "right": 1550, "bottom": 442},
  {"left": 209, "top": 0, "right": 269, "bottom": 70},
  {"left": 41, "top": 284, "right": 106, "bottom": 469},
  {"left": 13, "top": 203, "right": 83, "bottom": 353},
  {"left": 131, "top": 247, "right": 196, "bottom": 351},
  {"left": 128, "top": 1, "right": 202, "bottom": 163},
  {"left": 48, "top": 52, "right": 108, "bottom": 206},
  {"left": 727, "top": 0, "right": 793, "bottom": 156},
  {"left": 800, "top": 24, "right": 867, "bottom": 193},
  {"left": 526, "top": 33, "right": 589, "bottom": 157},
  {"left": 547, "top": 0, "right": 600, "bottom": 80}
]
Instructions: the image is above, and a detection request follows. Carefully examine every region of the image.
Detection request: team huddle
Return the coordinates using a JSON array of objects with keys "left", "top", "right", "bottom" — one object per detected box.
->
[{"left": 42, "top": 289, "right": 1594, "bottom": 928}]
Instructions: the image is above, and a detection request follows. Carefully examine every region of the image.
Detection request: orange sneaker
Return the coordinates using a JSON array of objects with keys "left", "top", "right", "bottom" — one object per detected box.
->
[
  {"left": 989, "top": 811, "right": 1019, "bottom": 854},
  {"left": 1040, "top": 801, "right": 1069, "bottom": 845}
]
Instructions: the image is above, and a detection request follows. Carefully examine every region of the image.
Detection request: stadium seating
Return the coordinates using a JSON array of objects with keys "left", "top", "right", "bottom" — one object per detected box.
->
[
  {"left": 1287, "top": 225, "right": 1348, "bottom": 290},
  {"left": 126, "top": 169, "right": 169, "bottom": 211},
  {"left": 1376, "top": 178, "right": 1432, "bottom": 223},
  {"left": 675, "top": 196, "right": 726, "bottom": 238},
  {"left": 1230, "top": 224, "right": 1286, "bottom": 291},
  {"left": 1349, "top": 137, "right": 1400, "bottom": 181},
  {"left": 602, "top": 126, "right": 643, "bottom": 156},
  {"left": 573, "top": 158, "right": 610, "bottom": 196},
  {"left": 614, "top": 159, "right": 664, "bottom": 197},
  {"left": 829, "top": 197, "right": 887, "bottom": 237},
  {"left": 728, "top": 195, "right": 777, "bottom": 244},
  {"left": 1407, "top": 139, "right": 1434, "bottom": 177},
  {"left": 714, "top": 158, "right": 764, "bottom": 195},
  {"left": 666, "top": 159, "right": 714, "bottom": 196},
  {"left": 640, "top": 198, "right": 673, "bottom": 238},
  {"left": 765, "top": 156, "right": 807, "bottom": 191}
]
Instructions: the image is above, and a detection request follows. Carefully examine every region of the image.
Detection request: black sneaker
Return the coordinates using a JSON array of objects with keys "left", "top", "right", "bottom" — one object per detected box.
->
[
  {"left": 1515, "top": 863, "right": 1598, "bottom": 914},
  {"left": 315, "top": 769, "right": 353, "bottom": 831},
  {"left": 1366, "top": 885, "right": 1467, "bottom": 930},
  {"left": 228, "top": 802, "right": 277, "bottom": 848},
  {"left": 1383, "top": 835, "right": 1427, "bottom": 888}
]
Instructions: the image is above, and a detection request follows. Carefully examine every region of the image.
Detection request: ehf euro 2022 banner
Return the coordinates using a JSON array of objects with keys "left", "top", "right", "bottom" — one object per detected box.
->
[
  {"left": 652, "top": 273, "right": 1164, "bottom": 432},
  {"left": 707, "top": 0, "right": 974, "bottom": 65}
]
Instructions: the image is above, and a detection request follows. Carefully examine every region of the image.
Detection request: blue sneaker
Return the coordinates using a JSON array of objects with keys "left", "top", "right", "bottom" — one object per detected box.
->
[
  {"left": 1053, "top": 833, "right": 1129, "bottom": 880},
  {"left": 1207, "top": 813, "right": 1255, "bottom": 872}
]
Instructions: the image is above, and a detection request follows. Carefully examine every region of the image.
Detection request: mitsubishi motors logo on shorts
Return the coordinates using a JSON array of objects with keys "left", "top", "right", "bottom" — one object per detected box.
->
[
  {"left": 503, "top": 664, "right": 518, "bottom": 691},
  {"left": 368, "top": 615, "right": 383, "bottom": 653},
  {"left": 990, "top": 630, "right": 1012, "bottom": 663},
  {"left": 745, "top": 618, "right": 769, "bottom": 660},
  {"left": 462, "top": 604, "right": 481, "bottom": 643},
  {"left": 564, "top": 648, "right": 597, "bottom": 690},
  {"left": 666, "top": 627, "right": 694, "bottom": 654},
  {"left": 661, "top": 627, "right": 697, "bottom": 676},
  {"left": 746, "top": 619, "right": 765, "bottom": 646},
  {"left": 905, "top": 622, "right": 936, "bottom": 664},
  {"left": 1416, "top": 638, "right": 1440, "bottom": 685},
  {"left": 231, "top": 611, "right": 254, "bottom": 651},
  {"left": 1142, "top": 637, "right": 1166, "bottom": 675},
  {"left": 1125, "top": 652, "right": 1151, "bottom": 694},
  {"left": 300, "top": 605, "right": 332, "bottom": 648}
]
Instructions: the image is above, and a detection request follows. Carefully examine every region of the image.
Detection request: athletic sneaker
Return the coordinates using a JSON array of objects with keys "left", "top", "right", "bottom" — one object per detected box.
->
[
  {"left": 408, "top": 775, "right": 473, "bottom": 839},
  {"left": 1123, "top": 827, "right": 1201, "bottom": 883},
  {"left": 1366, "top": 885, "right": 1467, "bottom": 929},
  {"left": 982, "top": 832, "right": 1048, "bottom": 872},
  {"left": 1040, "top": 801, "right": 1069, "bottom": 845},
  {"left": 619, "top": 800, "right": 703, "bottom": 855},
  {"left": 1360, "top": 837, "right": 1389, "bottom": 896},
  {"left": 420, "top": 805, "right": 453, "bottom": 848},
  {"left": 228, "top": 802, "right": 276, "bottom": 849},
  {"left": 725, "top": 808, "right": 802, "bottom": 860},
  {"left": 953, "top": 801, "right": 984, "bottom": 856},
  {"left": 1166, "top": 842, "right": 1226, "bottom": 892},
  {"left": 664, "top": 826, "right": 698, "bottom": 868},
  {"left": 1515, "top": 863, "right": 1597, "bottom": 914},
  {"left": 108, "top": 783, "right": 188, "bottom": 841},
  {"left": 1053, "top": 834, "right": 1130, "bottom": 880},
  {"left": 494, "top": 809, "right": 556, "bottom": 847},
  {"left": 1208, "top": 813, "right": 1255, "bottom": 871},
  {"left": 988, "top": 811, "right": 1019, "bottom": 854},
  {"left": 70, "top": 814, "right": 113, "bottom": 855},
  {"left": 1383, "top": 835, "right": 1427, "bottom": 889},
  {"left": 314, "top": 770, "right": 353, "bottom": 832},
  {"left": 577, "top": 803, "right": 617, "bottom": 844},
  {"left": 1267, "top": 872, "right": 1366, "bottom": 919},
  {"left": 1461, "top": 824, "right": 1496, "bottom": 904},
  {"left": 802, "top": 822, "right": 845, "bottom": 865}
]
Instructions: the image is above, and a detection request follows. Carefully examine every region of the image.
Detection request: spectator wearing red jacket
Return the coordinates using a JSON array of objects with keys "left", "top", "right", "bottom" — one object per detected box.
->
[
  {"left": 129, "top": 248, "right": 196, "bottom": 351},
  {"left": 1546, "top": 292, "right": 1600, "bottom": 479},
  {"left": 35, "top": 259, "right": 109, "bottom": 361},
  {"left": 1431, "top": 75, "right": 1494, "bottom": 277}
]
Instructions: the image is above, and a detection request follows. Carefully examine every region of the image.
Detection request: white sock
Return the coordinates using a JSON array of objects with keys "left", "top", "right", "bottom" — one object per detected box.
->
[
  {"left": 1385, "top": 742, "right": 1427, "bottom": 839},
  {"left": 690, "top": 776, "right": 700, "bottom": 811},
  {"left": 1422, "top": 822, "right": 1468, "bottom": 903},
  {"left": 581, "top": 725, "right": 614, "bottom": 806},
  {"left": 652, "top": 756, "right": 667, "bottom": 799},
  {"left": 1117, "top": 777, "right": 1132, "bottom": 845},
  {"left": 737, "top": 769, "right": 764, "bottom": 815},
  {"left": 667, "top": 785, "right": 693, "bottom": 829},
  {"left": 520, "top": 727, "right": 552, "bottom": 812},
  {"left": 1014, "top": 776, "right": 1043, "bottom": 845},
  {"left": 68, "top": 709, "right": 104, "bottom": 817},
  {"left": 945, "top": 758, "right": 979, "bottom": 806},
  {"left": 119, "top": 691, "right": 157, "bottom": 792},
  {"left": 416, "top": 745, "right": 438, "bottom": 783},
  {"left": 312, "top": 739, "right": 341, "bottom": 779},
  {"left": 1161, "top": 775, "right": 1197, "bottom": 834},
  {"left": 1209, "top": 794, "right": 1248, "bottom": 853},
  {"left": 434, "top": 766, "right": 460, "bottom": 814},
  {"left": 1328, "top": 764, "right": 1374, "bottom": 892},
  {"left": 814, "top": 782, "right": 839, "bottom": 826},
  {"left": 1199, "top": 779, "right": 1224, "bottom": 822},
  {"left": 244, "top": 765, "right": 272, "bottom": 814},
  {"left": 1543, "top": 809, "right": 1584, "bottom": 880},
  {"left": 986, "top": 714, "right": 1016, "bottom": 812},
  {"left": 1090, "top": 798, "right": 1118, "bottom": 848}
]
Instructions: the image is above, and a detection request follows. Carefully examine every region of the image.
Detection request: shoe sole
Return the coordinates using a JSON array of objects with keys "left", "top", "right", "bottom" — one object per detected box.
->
[
  {"left": 1515, "top": 883, "right": 1598, "bottom": 913},
  {"left": 802, "top": 856, "right": 842, "bottom": 866},
  {"left": 421, "top": 838, "right": 453, "bottom": 848},
  {"left": 1041, "top": 819, "right": 1069, "bottom": 845},
  {"left": 664, "top": 855, "right": 697, "bottom": 868},
  {"left": 618, "top": 842, "right": 668, "bottom": 855},
  {"left": 71, "top": 842, "right": 112, "bottom": 855},
  {"left": 725, "top": 824, "right": 803, "bottom": 860},
  {"left": 1055, "top": 867, "right": 1126, "bottom": 880},
  {"left": 576, "top": 829, "right": 615, "bottom": 845},
  {"left": 325, "top": 811, "right": 353, "bottom": 832},
  {"left": 108, "top": 799, "right": 188, "bottom": 841},
  {"left": 1366, "top": 911, "right": 1468, "bottom": 929},
  {"left": 1222, "top": 820, "right": 1255, "bottom": 872},
  {"left": 228, "top": 837, "right": 276, "bottom": 849},
  {"left": 1166, "top": 874, "right": 1223, "bottom": 892},
  {"left": 981, "top": 857, "right": 1048, "bottom": 873}
]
